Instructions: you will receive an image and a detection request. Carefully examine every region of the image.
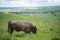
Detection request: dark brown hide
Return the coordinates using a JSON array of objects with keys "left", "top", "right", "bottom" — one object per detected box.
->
[{"left": 8, "top": 21, "right": 37, "bottom": 35}]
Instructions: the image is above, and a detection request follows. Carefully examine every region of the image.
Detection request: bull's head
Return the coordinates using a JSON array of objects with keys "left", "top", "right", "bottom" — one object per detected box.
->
[{"left": 32, "top": 26, "right": 37, "bottom": 33}]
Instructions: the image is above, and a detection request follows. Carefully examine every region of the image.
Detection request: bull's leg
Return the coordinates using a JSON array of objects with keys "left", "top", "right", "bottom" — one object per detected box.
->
[
  {"left": 25, "top": 31, "right": 30, "bottom": 33},
  {"left": 25, "top": 29, "right": 30, "bottom": 34},
  {"left": 25, "top": 31, "right": 28, "bottom": 34},
  {"left": 10, "top": 30, "right": 13, "bottom": 35},
  {"left": 8, "top": 28, "right": 13, "bottom": 35}
]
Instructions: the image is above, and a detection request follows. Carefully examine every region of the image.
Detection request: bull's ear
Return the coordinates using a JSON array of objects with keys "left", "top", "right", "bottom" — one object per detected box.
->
[{"left": 35, "top": 26, "right": 36, "bottom": 28}]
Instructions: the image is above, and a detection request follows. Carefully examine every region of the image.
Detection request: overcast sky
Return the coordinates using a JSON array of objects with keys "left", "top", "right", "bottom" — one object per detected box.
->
[{"left": 0, "top": 0, "right": 60, "bottom": 7}]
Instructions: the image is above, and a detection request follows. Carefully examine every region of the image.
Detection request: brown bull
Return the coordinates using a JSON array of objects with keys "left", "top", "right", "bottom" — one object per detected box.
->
[{"left": 8, "top": 21, "right": 37, "bottom": 35}]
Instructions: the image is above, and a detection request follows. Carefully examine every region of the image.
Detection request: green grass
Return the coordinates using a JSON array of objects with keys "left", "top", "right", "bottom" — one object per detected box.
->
[{"left": 0, "top": 13, "right": 60, "bottom": 40}]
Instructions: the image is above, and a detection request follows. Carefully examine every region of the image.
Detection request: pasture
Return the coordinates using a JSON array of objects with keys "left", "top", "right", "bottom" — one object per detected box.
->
[{"left": 0, "top": 13, "right": 60, "bottom": 40}]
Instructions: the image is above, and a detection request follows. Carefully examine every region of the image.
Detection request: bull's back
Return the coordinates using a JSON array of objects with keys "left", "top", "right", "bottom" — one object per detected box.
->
[
  {"left": 15, "top": 22, "right": 31, "bottom": 29},
  {"left": 8, "top": 21, "right": 33, "bottom": 30}
]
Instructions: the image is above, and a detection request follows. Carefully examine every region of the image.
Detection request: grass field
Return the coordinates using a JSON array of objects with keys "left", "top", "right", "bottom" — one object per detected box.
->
[{"left": 0, "top": 13, "right": 60, "bottom": 40}]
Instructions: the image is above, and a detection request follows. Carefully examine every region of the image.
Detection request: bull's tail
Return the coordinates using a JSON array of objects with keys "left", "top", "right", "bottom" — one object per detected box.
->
[
  {"left": 8, "top": 21, "right": 11, "bottom": 25},
  {"left": 8, "top": 21, "right": 11, "bottom": 32}
]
